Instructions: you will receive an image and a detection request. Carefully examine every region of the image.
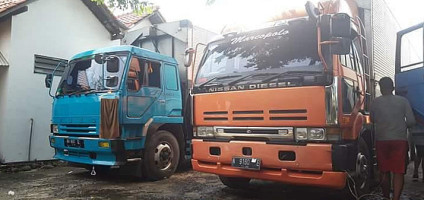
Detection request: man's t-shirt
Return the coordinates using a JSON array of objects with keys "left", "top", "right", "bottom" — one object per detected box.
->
[{"left": 370, "top": 94, "right": 415, "bottom": 141}]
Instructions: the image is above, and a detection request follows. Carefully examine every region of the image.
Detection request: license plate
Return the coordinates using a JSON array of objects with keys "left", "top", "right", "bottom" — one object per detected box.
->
[
  {"left": 232, "top": 157, "right": 261, "bottom": 170},
  {"left": 64, "top": 139, "right": 84, "bottom": 148}
]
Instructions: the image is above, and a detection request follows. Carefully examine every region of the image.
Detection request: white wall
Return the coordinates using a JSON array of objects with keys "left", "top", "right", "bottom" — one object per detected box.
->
[{"left": 0, "top": 0, "right": 119, "bottom": 163}]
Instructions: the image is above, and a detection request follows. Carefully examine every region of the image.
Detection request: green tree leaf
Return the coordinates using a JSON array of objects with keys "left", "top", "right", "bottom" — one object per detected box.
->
[{"left": 91, "top": 0, "right": 154, "bottom": 15}]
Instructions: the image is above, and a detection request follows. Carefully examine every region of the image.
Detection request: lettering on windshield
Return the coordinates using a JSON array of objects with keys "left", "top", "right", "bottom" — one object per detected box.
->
[
  {"left": 194, "top": 81, "right": 297, "bottom": 94},
  {"left": 230, "top": 29, "right": 289, "bottom": 45},
  {"left": 195, "top": 22, "right": 323, "bottom": 85}
]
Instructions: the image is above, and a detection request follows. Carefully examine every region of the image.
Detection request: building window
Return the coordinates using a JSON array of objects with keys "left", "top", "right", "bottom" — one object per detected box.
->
[{"left": 34, "top": 54, "right": 68, "bottom": 76}]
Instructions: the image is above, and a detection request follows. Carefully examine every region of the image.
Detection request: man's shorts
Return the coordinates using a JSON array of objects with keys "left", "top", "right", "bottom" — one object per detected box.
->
[{"left": 376, "top": 140, "right": 408, "bottom": 174}]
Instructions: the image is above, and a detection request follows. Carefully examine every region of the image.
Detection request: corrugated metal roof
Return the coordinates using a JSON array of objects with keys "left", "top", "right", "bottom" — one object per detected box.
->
[
  {"left": 0, "top": 51, "right": 9, "bottom": 67},
  {"left": 0, "top": 0, "right": 26, "bottom": 14}
]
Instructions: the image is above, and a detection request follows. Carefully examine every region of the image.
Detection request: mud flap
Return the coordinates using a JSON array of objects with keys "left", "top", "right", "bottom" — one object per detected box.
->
[{"left": 119, "top": 160, "right": 143, "bottom": 178}]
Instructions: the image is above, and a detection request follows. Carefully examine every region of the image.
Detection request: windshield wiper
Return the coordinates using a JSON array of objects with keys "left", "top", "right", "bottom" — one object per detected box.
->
[
  {"left": 66, "top": 88, "right": 95, "bottom": 96},
  {"left": 198, "top": 75, "right": 241, "bottom": 87},
  {"left": 227, "top": 74, "right": 253, "bottom": 85},
  {"left": 261, "top": 71, "right": 322, "bottom": 83}
]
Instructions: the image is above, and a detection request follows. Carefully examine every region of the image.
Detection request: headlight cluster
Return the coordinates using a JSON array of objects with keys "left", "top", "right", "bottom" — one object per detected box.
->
[
  {"left": 295, "top": 128, "right": 326, "bottom": 141},
  {"left": 193, "top": 126, "right": 214, "bottom": 138},
  {"left": 51, "top": 124, "right": 59, "bottom": 134}
]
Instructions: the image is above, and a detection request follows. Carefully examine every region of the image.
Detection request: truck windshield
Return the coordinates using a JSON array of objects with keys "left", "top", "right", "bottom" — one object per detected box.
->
[
  {"left": 57, "top": 54, "right": 128, "bottom": 95},
  {"left": 195, "top": 20, "right": 322, "bottom": 85}
]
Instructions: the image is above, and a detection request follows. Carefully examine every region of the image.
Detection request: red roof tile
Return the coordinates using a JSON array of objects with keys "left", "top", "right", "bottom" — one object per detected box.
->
[
  {"left": 116, "top": 12, "right": 146, "bottom": 28},
  {"left": 0, "top": 0, "right": 26, "bottom": 14},
  {"left": 116, "top": 7, "right": 159, "bottom": 28}
]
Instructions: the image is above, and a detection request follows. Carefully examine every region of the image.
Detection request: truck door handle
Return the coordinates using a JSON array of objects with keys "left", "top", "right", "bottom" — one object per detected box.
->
[{"left": 158, "top": 99, "right": 165, "bottom": 103}]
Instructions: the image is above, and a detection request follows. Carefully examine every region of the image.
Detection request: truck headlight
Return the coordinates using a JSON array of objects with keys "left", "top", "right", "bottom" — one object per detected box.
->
[
  {"left": 196, "top": 126, "right": 214, "bottom": 138},
  {"left": 308, "top": 128, "right": 325, "bottom": 140},
  {"left": 51, "top": 124, "right": 59, "bottom": 134},
  {"left": 295, "top": 128, "right": 327, "bottom": 141},
  {"left": 295, "top": 128, "right": 308, "bottom": 141}
]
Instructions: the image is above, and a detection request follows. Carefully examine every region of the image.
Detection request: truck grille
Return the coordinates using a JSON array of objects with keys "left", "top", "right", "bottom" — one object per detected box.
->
[
  {"left": 59, "top": 124, "right": 97, "bottom": 136},
  {"left": 214, "top": 126, "right": 294, "bottom": 140},
  {"left": 203, "top": 109, "right": 307, "bottom": 121}
]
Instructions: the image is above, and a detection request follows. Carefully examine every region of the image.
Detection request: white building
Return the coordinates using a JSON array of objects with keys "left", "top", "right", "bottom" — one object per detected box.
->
[{"left": 0, "top": 0, "right": 126, "bottom": 163}]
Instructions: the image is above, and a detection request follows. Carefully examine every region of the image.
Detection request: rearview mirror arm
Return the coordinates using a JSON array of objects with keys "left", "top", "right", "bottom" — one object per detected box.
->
[
  {"left": 191, "top": 43, "right": 207, "bottom": 88},
  {"left": 48, "top": 62, "right": 65, "bottom": 98}
]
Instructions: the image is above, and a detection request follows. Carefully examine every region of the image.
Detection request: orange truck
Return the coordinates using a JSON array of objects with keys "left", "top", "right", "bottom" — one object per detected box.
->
[{"left": 186, "top": 0, "right": 377, "bottom": 193}]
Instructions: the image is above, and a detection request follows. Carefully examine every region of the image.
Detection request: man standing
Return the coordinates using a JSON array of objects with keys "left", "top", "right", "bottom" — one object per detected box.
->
[{"left": 371, "top": 77, "right": 416, "bottom": 200}]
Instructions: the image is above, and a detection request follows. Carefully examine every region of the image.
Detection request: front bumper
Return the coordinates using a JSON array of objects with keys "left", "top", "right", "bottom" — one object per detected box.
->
[
  {"left": 191, "top": 139, "right": 347, "bottom": 189},
  {"left": 49, "top": 135, "right": 140, "bottom": 166}
]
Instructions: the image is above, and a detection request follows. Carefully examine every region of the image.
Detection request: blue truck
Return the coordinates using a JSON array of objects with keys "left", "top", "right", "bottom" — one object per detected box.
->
[
  {"left": 45, "top": 45, "right": 194, "bottom": 180},
  {"left": 395, "top": 22, "right": 424, "bottom": 135},
  {"left": 44, "top": 21, "right": 215, "bottom": 179}
]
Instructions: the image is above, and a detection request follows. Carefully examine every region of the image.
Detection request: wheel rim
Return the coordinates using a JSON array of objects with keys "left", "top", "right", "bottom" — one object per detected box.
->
[
  {"left": 356, "top": 153, "right": 368, "bottom": 189},
  {"left": 154, "top": 142, "right": 173, "bottom": 170}
]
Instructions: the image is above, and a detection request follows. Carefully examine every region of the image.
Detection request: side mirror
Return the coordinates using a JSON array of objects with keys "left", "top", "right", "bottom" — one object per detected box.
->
[
  {"left": 107, "top": 57, "right": 119, "bottom": 73},
  {"left": 331, "top": 13, "right": 351, "bottom": 38},
  {"left": 45, "top": 74, "right": 53, "bottom": 88},
  {"left": 331, "top": 37, "right": 352, "bottom": 55},
  {"left": 94, "top": 54, "right": 103, "bottom": 64},
  {"left": 184, "top": 48, "right": 194, "bottom": 67}
]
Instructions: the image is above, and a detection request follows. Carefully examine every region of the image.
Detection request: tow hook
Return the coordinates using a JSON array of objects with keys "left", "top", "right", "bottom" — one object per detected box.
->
[{"left": 91, "top": 166, "right": 96, "bottom": 176}]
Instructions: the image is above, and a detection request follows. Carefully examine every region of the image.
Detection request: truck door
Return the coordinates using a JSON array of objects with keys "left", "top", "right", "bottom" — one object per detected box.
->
[{"left": 125, "top": 57, "right": 163, "bottom": 120}]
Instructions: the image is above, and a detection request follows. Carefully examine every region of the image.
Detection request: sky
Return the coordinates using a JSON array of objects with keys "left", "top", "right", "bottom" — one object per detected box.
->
[{"left": 115, "top": 0, "right": 424, "bottom": 33}]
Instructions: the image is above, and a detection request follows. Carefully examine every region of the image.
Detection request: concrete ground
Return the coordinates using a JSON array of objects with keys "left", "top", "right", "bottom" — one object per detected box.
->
[{"left": 0, "top": 163, "right": 423, "bottom": 200}]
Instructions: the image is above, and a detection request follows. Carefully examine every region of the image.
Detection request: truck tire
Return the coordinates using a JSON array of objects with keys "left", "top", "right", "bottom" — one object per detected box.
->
[
  {"left": 219, "top": 176, "right": 251, "bottom": 189},
  {"left": 143, "top": 130, "right": 180, "bottom": 181},
  {"left": 347, "top": 138, "right": 371, "bottom": 198}
]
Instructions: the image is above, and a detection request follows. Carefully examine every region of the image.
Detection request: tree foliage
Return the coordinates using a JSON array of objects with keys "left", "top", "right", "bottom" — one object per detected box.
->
[{"left": 91, "top": 0, "right": 154, "bottom": 14}]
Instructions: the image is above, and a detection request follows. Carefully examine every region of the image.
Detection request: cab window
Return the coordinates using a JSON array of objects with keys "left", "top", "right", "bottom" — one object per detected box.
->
[
  {"left": 143, "top": 60, "right": 161, "bottom": 88},
  {"left": 126, "top": 57, "right": 161, "bottom": 91},
  {"left": 127, "top": 57, "right": 143, "bottom": 92}
]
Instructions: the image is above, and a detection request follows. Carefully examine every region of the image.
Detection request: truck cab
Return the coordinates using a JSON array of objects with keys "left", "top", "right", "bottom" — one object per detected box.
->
[
  {"left": 190, "top": 0, "right": 375, "bottom": 193},
  {"left": 46, "top": 45, "right": 190, "bottom": 180}
]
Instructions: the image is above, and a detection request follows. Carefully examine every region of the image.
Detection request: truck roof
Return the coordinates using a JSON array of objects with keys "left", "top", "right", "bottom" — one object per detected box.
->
[{"left": 71, "top": 45, "right": 178, "bottom": 65}]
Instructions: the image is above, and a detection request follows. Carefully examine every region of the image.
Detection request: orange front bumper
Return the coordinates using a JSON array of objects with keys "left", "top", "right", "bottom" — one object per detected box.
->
[{"left": 191, "top": 139, "right": 347, "bottom": 189}]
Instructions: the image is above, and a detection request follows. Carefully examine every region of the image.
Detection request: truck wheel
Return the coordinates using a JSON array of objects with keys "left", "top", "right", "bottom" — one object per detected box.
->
[
  {"left": 219, "top": 176, "right": 251, "bottom": 189},
  {"left": 143, "top": 130, "right": 180, "bottom": 181},
  {"left": 349, "top": 138, "right": 371, "bottom": 198}
]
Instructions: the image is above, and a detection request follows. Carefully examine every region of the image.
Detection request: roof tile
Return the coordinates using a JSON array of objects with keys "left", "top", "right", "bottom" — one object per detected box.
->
[
  {"left": 116, "top": 12, "right": 146, "bottom": 28},
  {"left": 0, "top": 0, "right": 26, "bottom": 14},
  {"left": 116, "top": 7, "right": 159, "bottom": 28}
]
